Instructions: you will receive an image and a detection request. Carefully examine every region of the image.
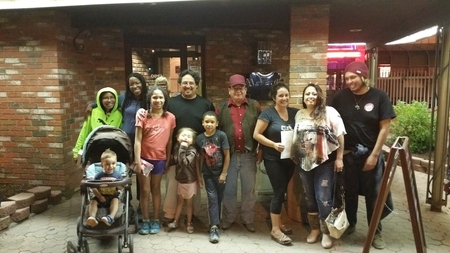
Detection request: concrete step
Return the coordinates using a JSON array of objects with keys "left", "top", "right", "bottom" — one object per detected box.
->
[
  {"left": 0, "top": 201, "right": 17, "bottom": 218},
  {"left": 27, "top": 186, "right": 51, "bottom": 200},
  {"left": 30, "top": 199, "right": 48, "bottom": 214},
  {"left": 0, "top": 215, "right": 11, "bottom": 231},
  {"left": 48, "top": 190, "right": 62, "bottom": 205},
  {"left": 11, "top": 207, "right": 30, "bottom": 222},
  {"left": 7, "top": 193, "right": 35, "bottom": 209}
]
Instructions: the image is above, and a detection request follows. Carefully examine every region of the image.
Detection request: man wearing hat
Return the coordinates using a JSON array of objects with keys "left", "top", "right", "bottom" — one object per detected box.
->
[
  {"left": 331, "top": 61, "right": 396, "bottom": 249},
  {"left": 216, "top": 74, "right": 261, "bottom": 232}
]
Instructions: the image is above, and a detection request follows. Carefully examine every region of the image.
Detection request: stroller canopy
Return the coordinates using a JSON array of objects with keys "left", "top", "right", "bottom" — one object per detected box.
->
[{"left": 81, "top": 125, "right": 133, "bottom": 166}]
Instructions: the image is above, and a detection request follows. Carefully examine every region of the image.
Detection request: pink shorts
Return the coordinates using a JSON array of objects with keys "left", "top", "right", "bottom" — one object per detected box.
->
[{"left": 177, "top": 182, "right": 197, "bottom": 199}]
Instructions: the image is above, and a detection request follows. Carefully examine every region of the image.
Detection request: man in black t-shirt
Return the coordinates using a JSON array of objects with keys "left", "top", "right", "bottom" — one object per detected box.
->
[
  {"left": 331, "top": 61, "right": 396, "bottom": 250},
  {"left": 163, "top": 69, "right": 215, "bottom": 225}
]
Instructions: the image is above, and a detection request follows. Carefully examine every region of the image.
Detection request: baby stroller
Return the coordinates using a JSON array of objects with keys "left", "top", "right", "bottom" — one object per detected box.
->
[{"left": 67, "top": 125, "right": 137, "bottom": 253}]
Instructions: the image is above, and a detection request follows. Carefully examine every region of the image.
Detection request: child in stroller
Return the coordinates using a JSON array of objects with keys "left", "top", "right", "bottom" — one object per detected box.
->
[
  {"left": 67, "top": 125, "right": 136, "bottom": 253},
  {"left": 86, "top": 148, "right": 123, "bottom": 227}
]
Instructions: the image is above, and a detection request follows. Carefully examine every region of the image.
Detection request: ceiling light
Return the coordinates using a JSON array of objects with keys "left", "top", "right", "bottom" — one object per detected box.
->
[{"left": 350, "top": 29, "right": 362, "bottom": 33}]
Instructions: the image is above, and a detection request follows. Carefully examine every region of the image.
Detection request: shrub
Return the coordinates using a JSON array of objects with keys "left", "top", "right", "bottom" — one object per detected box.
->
[{"left": 389, "top": 101, "right": 435, "bottom": 153}]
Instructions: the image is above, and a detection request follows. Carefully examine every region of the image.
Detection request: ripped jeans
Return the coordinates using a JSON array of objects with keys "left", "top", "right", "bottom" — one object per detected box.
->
[{"left": 298, "top": 161, "right": 335, "bottom": 221}]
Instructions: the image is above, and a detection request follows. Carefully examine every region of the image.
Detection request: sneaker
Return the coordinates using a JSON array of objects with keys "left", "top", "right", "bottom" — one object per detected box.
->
[
  {"left": 87, "top": 216, "right": 98, "bottom": 227},
  {"left": 168, "top": 221, "right": 178, "bottom": 229},
  {"left": 101, "top": 215, "right": 115, "bottom": 226},
  {"left": 139, "top": 221, "right": 150, "bottom": 235},
  {"left": 372, "top": 232, "right": 386, "bottom": 249},
  {"left": 209, "top": 225, "right": 220, "bottom": 243},
  {"left": 162, "top": 217, "right": 175, "bottom": 226},
  {"left": 186, "top": 222, "right": 194, "bottom": 234},
  {"left": 149, "top": 220, "right": 160, "bottom": 234}
]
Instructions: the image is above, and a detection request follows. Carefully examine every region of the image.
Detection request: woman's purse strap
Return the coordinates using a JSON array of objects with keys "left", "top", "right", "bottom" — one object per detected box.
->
[{"left": 334, "top": 170, "right": 346, "bottom": 209}]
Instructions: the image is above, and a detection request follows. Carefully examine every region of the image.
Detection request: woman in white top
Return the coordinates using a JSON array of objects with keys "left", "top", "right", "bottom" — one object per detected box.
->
[{"left": 291, "top": 83, "right": 346, "bottom": 249}]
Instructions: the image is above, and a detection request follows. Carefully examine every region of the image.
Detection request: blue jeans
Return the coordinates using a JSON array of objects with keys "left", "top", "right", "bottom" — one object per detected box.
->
[
  {"left": 223, "top": 152, "right": 257, "bottom": 224},
  {"left": 264, "top": 159, "right": 295, "bottom": 214},
  {"left": 344, "top": 153, "right": 393, "bottom": 231},
  {"left": 203, "top": 174, "right": 226, "bottom": 226},
  {"left": 298, "top": 161, "right": 335, "bottom": 221}
]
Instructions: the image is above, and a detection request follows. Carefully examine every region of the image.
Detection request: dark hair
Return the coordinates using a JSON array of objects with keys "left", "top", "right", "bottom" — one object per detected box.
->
[
  {"left": 269, "top": 81, "right": 290, "bottom": 100},
  {"left": 202, "top": 111, "right": 218, "bottom": 121},
  {"left": 122, "top": 73, "right": 148, "bottom": 112},
  {"left": 177, "top": 69, "right": 201, "bottom": 85},
  {"left": 302, "top": 83, "right": 326, "bottom": 124},
  {"left": 147, "top": 86, "right": 170, "bottom": 117}
]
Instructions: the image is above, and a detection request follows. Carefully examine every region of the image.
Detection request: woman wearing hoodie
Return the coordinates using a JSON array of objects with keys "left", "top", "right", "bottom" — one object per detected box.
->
[{"left": 73, "top": 87, "right": 122, "bottom": 160}]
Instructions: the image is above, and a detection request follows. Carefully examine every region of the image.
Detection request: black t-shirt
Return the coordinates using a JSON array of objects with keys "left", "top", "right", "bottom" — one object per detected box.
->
[
  {"left": 258, "top": 106, "right": 299, "bottom": 161},
  {"left": 167, "top": 95, "right": 215, "bottom": 148},
  {"left": 331, "top": 88, "right": 396, "bottom": 149}
]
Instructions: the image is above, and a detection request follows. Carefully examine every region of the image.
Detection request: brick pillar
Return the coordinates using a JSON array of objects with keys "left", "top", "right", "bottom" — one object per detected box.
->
[
  {"left": 286, "top": 4, "right": 330, "bottom": 223},
  {"left": 289, "top": 4, "right": 329, "bottom": 105}
]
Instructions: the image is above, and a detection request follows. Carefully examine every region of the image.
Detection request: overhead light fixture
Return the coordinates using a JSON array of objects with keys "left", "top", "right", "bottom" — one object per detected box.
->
[{"left": 350, "top": 29, "right": 362, "bottom": 33}]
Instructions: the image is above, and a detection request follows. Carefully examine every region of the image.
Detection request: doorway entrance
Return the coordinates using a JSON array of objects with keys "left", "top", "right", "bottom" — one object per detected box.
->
[{"left": 124, "top": 35, "right": 205, "bottom": 96}]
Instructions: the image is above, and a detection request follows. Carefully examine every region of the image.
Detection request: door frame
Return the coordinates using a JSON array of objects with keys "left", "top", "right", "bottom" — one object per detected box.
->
[{"left": 123, "top": 34, "right": 206, "bottom": 96}]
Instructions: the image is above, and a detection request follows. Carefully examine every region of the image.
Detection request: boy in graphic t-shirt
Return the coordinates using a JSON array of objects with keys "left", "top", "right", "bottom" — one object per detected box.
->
[{"left": 196, "top": 111, "right": 230, "bottom": 243}]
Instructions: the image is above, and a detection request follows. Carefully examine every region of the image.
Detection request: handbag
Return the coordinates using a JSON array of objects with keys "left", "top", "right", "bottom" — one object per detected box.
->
[{"left": 325, "top": 171, "right": 350, "bottom": 239}]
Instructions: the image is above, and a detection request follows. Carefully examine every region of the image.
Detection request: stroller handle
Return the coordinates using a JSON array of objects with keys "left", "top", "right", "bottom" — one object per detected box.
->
[{"left": 80, "top": 177, "right": 132, "bottom": 188}]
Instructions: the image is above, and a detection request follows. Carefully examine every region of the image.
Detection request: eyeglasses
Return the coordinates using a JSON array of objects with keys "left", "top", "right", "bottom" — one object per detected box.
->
[
  {"left": 230, "top": 86, "right": 246, "bottom": 91},
  {"left": 181, "top": 81, "right": 196, "bottom": 86}
]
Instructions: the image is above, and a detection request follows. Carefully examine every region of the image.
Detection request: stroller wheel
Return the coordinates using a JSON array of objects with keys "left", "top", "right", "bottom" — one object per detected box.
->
[
  {"left": 82, "top": 238, "right": 90, "bottom": 253},
  {"left": 127, "top": 234, "right": 134, "bottom": 253},
  {"left": 118, "top": 235, "right": 123, "bottom": 253},
  {"left": 66, "top": 241, "right": 77, "bottom": 253}
]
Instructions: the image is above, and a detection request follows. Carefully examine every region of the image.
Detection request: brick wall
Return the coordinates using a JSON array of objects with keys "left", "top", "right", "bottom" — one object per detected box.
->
[
  {"left": 0, "top": 10, "right": 126, "bottom": 198},
  {"left": 0, "top": 4, "right": 329, "bottom": 198}
]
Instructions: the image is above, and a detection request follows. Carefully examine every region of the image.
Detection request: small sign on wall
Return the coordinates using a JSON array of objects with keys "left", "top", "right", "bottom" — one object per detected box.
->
[{"left": 257, "top": 50, "right": 272, "bottom": 65}]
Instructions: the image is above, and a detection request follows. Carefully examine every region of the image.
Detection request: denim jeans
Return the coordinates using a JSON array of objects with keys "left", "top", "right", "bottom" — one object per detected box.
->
[
  {"left": 264, "top": 159, "right": 295, "bottom": 214},
  {"left": 344, "top": 153, "right": 393, "bottom": 231},
  {"left": 298, "top": 161, "right": 335, "bottom": 221},
  {"left": 203, "top": 174, "right": 226, "bottom": 226},
  {"left": 222, "top": 152, "right": 257, "bottom": 224}
]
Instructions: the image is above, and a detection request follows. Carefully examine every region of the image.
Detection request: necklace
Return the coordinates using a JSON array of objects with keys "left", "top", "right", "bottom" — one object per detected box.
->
[{"left": 353, "top": 87, "right": 369, "bottom": 110}]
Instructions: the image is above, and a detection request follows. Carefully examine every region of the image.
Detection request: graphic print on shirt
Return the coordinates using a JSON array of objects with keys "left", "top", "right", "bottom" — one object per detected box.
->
[
  {"left": 203, "top": 140, "right": 219, "bottom": 169},
  {"left": 294, "top": 122, "right": 338, "bottom": 171}
]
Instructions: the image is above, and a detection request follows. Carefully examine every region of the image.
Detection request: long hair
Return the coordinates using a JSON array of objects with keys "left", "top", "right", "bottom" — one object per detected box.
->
[
  {"left": 122, "top": 73, "right": 148, "bottom": 112},
  {"left": 147, "top": 86, "right": 170, "bottom": 117},
  {"left": 302, "top": 83, "right": 326, "bottom": 125}
]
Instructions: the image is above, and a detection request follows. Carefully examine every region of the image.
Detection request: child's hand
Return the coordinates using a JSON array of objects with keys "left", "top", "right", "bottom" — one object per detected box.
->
[
  {"left": 219, "top": 173, "right": 227, "bottom": 184},
  {"left": 197, "top": 177, "right": 204, "bottom": 188},
  {"left": 136, "top": 108, "right": 148, "bottom": 121},
  {"left": 180, "top": 141, "right": 188, "bottom": 147}
]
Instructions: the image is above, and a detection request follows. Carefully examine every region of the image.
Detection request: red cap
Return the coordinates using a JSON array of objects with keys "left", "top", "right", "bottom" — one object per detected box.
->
[
  {"left": 344, "top": 61, "right": 369, "bottom": 78},
  {"left": 229, "top": 74, "right": 246, "bottom": 87}
]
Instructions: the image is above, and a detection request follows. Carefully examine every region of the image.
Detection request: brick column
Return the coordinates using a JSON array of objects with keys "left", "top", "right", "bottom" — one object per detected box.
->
[
  {"left": 289, "top": 4, "right": 330, "bottom": 105},
  {"left": 286, "top": 4, "right": 330, "bottom": 223}
]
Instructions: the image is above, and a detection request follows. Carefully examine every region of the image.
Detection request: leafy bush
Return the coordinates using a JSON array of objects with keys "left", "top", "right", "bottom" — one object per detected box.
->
[{"left": 389, "top": 101, "right": 435, "bottom": 153}]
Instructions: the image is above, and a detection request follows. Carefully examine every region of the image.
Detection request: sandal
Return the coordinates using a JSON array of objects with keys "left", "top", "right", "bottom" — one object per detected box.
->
[
  {"left": 271, "top": 232, "right": 292, "bottom": 245},
  {"left": 280, "top": 225, "right": 293, "bottom": 235}
]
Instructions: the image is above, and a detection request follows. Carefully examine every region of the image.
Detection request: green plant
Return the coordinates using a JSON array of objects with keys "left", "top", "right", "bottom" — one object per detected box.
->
[{"left": 389, "top": 100, "right": 435, "bottom": 153}]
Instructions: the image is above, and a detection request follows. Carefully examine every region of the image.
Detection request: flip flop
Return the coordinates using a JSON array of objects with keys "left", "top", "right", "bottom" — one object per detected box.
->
[
  {"left": 271, "top": 232, "right": 292, "bottom": 245},
  {"left": 280, "top": 225, "right": 293, "bottom": 235}
]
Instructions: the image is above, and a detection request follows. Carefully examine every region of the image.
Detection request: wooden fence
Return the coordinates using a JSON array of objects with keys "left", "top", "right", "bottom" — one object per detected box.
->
[{"left": 377, "top": 68, "right": 435, "bottom": 107}]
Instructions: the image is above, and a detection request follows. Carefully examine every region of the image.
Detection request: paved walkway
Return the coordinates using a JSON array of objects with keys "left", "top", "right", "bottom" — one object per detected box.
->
[{"left": 1, "top": 167, "right": 450, "bottom": 253}]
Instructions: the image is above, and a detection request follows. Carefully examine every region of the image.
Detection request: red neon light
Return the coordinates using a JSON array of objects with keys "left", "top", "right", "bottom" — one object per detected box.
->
[{"left": 327, "top": 51, "right": 361, "bottom": 58}]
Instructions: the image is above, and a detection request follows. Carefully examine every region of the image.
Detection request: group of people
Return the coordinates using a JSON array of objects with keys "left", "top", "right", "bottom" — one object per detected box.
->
[{"left": 73, "top": 61, "right": 396, "bottom": 250}]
